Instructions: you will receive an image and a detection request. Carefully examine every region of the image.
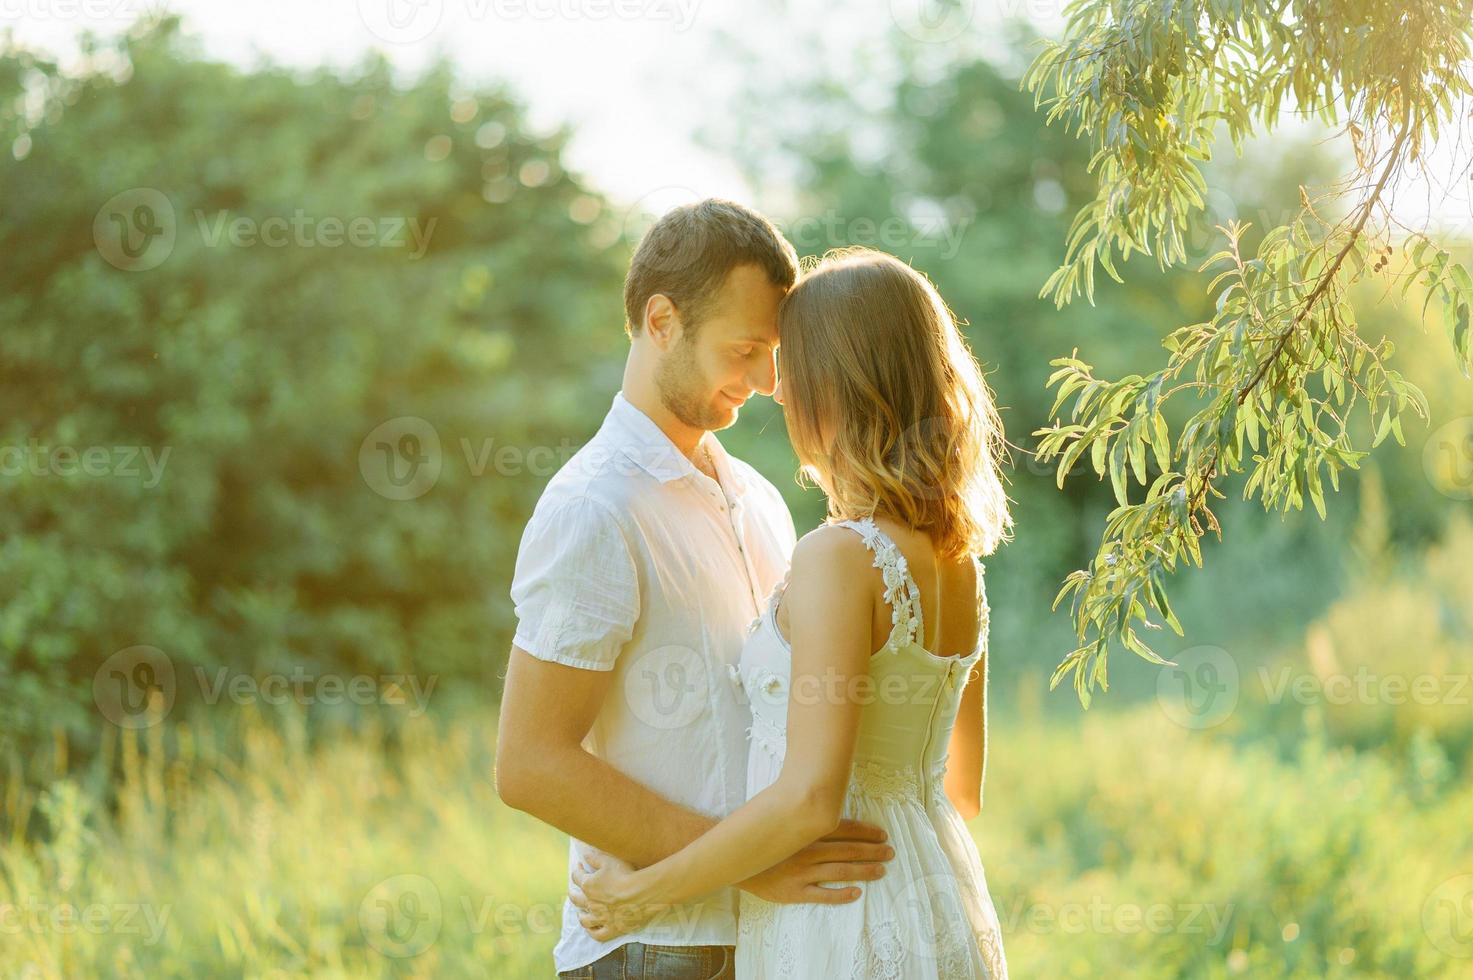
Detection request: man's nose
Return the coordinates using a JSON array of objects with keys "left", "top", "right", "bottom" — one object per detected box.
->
[{"left": 749, "top": 348, "right": 777, "bottom": 397}]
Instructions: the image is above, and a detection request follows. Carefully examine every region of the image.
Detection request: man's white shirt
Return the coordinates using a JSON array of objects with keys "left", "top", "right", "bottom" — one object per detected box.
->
[{"left": 509, "top": 391, "right": 795, "bottom": 973}]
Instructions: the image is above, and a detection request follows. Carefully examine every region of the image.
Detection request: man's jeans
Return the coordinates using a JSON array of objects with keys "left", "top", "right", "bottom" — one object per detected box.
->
[{"left": 556, "top": 942, "right": 735, "bottom": 979}]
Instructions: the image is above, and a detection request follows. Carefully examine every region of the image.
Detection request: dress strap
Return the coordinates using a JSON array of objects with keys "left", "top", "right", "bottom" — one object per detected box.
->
[
  {"left": 973, "top": 555, "right": 991, "bottom": 656},
  {"left": 828, "top": 516, "right": 924, "bottom": 651}
]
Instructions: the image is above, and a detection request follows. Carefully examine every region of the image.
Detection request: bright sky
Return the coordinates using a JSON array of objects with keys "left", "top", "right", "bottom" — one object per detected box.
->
[{"left": 6, "top": 0, "right": 1470, "bottom": 234}]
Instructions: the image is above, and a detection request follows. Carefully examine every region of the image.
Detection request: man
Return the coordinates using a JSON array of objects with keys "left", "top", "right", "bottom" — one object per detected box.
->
[{"left": 495, "top": 200, "right": 893, "bottom": 979}]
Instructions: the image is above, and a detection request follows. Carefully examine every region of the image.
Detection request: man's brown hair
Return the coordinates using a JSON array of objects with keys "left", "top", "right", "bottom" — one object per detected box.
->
[{"left": 623, "top": 199, "right": 798, "bottom": 338}]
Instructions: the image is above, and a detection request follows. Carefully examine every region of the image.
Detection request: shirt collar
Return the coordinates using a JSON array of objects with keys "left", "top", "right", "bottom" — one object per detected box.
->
[{"left": 605, "top": 392, "right": 749, "bottom": 497}]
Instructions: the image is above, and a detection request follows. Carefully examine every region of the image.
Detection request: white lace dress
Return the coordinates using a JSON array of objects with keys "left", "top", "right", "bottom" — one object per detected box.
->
[{"left": 732, "top": 518, "right": 1009, "bottom": 979}]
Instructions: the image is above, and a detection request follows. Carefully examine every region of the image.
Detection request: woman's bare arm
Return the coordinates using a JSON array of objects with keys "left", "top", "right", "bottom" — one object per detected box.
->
[{"left": 575, "top": 527, "right": 881, "bottom": 914}]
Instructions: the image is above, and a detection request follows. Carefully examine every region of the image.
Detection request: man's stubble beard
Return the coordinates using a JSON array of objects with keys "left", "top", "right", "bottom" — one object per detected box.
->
[{"left": 656, "top": 333, "right": 730, "bottom": 433}]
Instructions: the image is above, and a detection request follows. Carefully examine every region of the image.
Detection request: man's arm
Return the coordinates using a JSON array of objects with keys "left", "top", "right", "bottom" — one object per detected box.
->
[
  {"left": 495, "top": 645, "right": 716, "bottom": 868},
  {"left": 494, "top": 645, "right": 892, "bottom": 902}
]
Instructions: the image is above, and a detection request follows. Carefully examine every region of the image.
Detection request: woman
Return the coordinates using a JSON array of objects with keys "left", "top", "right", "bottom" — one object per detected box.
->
[{"left": 574, "top": 247, "right": 1012, "bottom": 978}]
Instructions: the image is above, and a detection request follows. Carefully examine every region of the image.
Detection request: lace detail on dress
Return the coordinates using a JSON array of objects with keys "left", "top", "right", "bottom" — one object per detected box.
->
[
  {"left": 930, "top": 767, "right": 948, "bottom": 806},
  {"left": 847, "top": 759, "right": 950, "bottom": 805},
  {"left": 775, "top": 930, "right": 798, "bottom": 976},
  {"left": 934, "top": 923, "right": 971, "bottom": 979},
  {"left": 746, "top": 710, "right": 785, "bottom": 761},
  {"left": 737, "top": 891, "right": 777, "bottom": 939},
  {"left": 850, "top": 919, "right": 905, "bottom": 979},
  {"left": 979, "top": 925, "right": 1009, "bottom": 979},
  {"left": 848, "top": 760, "right": 921, "bottom": 801},
  {"left": 829, "top": 516, "right": 924, "bottom": 652}
]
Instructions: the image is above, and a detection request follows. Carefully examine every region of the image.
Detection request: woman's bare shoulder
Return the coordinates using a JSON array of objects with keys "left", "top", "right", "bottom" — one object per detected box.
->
[{"left": 788, "top": 524, "right": 873, "bottom": 585}]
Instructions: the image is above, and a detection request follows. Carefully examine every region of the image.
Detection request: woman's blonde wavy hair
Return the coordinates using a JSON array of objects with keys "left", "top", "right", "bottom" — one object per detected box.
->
[{"left": 778, "top": 247, "right": 1012, "bottom": 559}]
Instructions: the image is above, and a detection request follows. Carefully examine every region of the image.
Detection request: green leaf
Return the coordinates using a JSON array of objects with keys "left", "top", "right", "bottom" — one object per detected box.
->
[
  {"left": 1129, "top": 424, "right": 1148, "bottom": 484},
  {"left": 1373, "top": 408, "right": 1392, "bottom": 447},
  {"left": 1109, "top": 439, "right": 1128, "bottom": 506},
  {"left": 1307, "top": 460, "right": 1326, "bottom": 519},
  {"left": 1150, "top": 411, "right": 1171, "bottom": 472}
]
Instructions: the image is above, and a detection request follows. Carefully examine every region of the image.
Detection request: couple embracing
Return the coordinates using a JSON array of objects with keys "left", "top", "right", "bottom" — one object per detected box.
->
[{"left": 496, "top": 199, "right": 1011, "bottom": 979}]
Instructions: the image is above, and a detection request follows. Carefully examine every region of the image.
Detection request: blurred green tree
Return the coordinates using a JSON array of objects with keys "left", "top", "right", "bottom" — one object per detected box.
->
[{"left": 0, "top": 17, "right": 628, "bottom": 760}]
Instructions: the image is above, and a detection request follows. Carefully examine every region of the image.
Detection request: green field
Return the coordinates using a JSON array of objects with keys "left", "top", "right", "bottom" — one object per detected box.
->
[{"left": 4, "top": 691, "right": 1471, "bottom": 978}]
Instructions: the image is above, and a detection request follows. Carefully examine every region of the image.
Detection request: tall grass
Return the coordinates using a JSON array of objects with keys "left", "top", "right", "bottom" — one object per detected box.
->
[
  {"left": 3, "top": 519, "right": 1470, "bottom": 977},
  {"left": 2, "top": 697, "right": 1470, "bottom": 978}
]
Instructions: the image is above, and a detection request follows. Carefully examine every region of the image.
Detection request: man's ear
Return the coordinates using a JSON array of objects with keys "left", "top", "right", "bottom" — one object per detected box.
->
[{"left": 643, "top": 293, "right": 683, "bottom": 351}]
